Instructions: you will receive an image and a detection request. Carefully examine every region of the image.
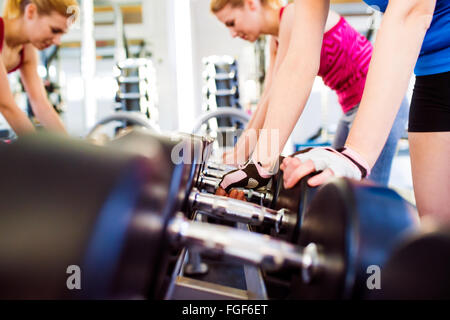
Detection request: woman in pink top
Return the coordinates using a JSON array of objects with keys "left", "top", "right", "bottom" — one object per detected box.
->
[
  {"left": 213, "top": 0, "right": 408, "bottom": 187},
  {"left": 0, "top": 0, "right": 78, "bottom": 136}
]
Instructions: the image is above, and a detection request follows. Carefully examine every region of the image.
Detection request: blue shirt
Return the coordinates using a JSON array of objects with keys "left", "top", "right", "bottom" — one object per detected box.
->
[{"left": 364, "top": 0, "right": 450, "bottom": 76}]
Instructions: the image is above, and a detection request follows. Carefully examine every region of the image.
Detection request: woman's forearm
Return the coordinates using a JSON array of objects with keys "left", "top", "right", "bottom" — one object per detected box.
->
[
  {"left": 30, "top": 100, "right": 67, "bottom": 134},
  {"left": 345, "top": 0, "right": 435, "bottom": 168},
  {"left": 253, "top": 0, "right": 330, "bottom": 169},
  {"left": 254, "top": 58, "right": 318, "bottom": 168},
  {"left": 0, "top": 103, "right": 35, "bottom": 135},
  {"left": 234, "top": 92, "right": 271, "bottom": 160},
  {"left": 236, "top": 35, "right": 279, "bottom": 159},
  {"left": 245, "top": 90, "right": 270, "bottom": 132}
]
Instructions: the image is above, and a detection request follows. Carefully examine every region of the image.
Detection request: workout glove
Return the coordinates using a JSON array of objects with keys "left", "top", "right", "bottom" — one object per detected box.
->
[
  {"left": 294, "top": 147, "right": 371, "bottom": 180},
  {"left": 219, "top": 159, "right": 274, "bottom": 193}
]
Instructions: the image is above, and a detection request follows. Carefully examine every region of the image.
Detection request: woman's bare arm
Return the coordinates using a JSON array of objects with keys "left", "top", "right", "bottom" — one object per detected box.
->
[
  {"left": 228, "top": 37, "right": 279, "bottom": 164},
  {"left": 346, "top": 0, "right": 436, "bottom": 167},
  {"left": 281, "top": 0, "right": 438, "bottom": 188},
  {"left": 20, "top": 45, "right": 67, "bottom": 134},
  {"left": 0, "top": 54, "right": 35, "bottom": 135},
  {"left": 253, "top": 0, "right": 330, "bottom": 169}
]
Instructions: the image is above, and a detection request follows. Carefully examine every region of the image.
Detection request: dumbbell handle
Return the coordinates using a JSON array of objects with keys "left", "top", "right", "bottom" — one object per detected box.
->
[
  {"left": 202, "top": 167, "right": 227, "bottom": 179},
  {"left": 189, "top": 190, "right": 294, "bottom": 234},
  {"left": 168, "top": 214, "right": 319, "bottom": 273},
  {"left": 206, "top": 162, "right": 236, "bottom": 172},
  {"left": 197, "top": 175, "right": 273, "bottom": 207}
]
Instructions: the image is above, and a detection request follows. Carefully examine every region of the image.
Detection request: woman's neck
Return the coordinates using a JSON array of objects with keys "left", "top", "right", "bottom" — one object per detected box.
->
[
  {"left": 260, "top": 6, "right": 281, "bottom": 37},
  {"left": 3, "top": 18, "right": 29, "bottom": 48}
]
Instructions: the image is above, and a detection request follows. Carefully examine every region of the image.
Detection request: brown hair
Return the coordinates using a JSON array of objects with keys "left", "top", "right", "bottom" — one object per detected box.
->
[
  {"left": 3, "top": 0, "right": 79, "bottom": 19},
  {"left": 210, "top": 0, "right": 282, "bottom": 13}
]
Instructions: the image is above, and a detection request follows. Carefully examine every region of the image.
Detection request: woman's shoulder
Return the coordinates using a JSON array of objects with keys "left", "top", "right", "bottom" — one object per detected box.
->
[
  {"left": 281, "top": 3, "right": 295, "bottom": 19},
  {"left": 20, "top": 44, "right": 38, "bottom": 65},
  {"left": 279, "top": 3, "right": 295, "bottom": 32}
]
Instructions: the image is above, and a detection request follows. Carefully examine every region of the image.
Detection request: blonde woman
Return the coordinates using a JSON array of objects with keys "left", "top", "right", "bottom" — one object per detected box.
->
[{"left": 0, "top": 0, "right": 78, "bottom": 136}]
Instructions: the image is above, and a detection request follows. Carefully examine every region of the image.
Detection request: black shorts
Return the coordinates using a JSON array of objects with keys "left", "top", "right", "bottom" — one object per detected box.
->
[{"left": 409, "top": 70, "right": 450, "bottom": 132}]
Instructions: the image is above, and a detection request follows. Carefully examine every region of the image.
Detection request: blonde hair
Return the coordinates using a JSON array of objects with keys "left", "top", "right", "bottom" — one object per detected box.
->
[
  {"left": 210, "top": 0, "right": 282, "bottom": 13},
  {"left": 3, "top": 0, "right": 79, "bottom": 19}
]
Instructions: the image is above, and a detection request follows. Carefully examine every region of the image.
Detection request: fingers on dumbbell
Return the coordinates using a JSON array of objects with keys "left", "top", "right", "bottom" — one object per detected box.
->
[
  {"left": 229, "top": 189, "right": 246, "bottom": 201},
  {"left": 229, "top": 189, "right": 238, "bottom": 198},
  {"left": 307, "top": 168, "right": 334, "bottom": 187},
  {"left": 280, "top": 160, "right": 287, "bottom": 171},
  {"left": 215, "top": 187, "right": 227, "bottom": 196},
  {"left": 216, "top": 187, "right": 247, "bottom": 201},
  {"left": 237, "top": 191, "right": 246, "bottom": 201},
  {"left": 284, "top": 159, "right": 316, "bottom": 189}
]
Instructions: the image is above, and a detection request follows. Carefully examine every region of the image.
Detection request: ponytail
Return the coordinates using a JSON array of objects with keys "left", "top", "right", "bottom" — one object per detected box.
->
[
  {"left": 3, "top": 0, "right": 22, "bottom": 19},
  {"left": 3, "top": 0, "right": 79, "bottom": 20},
  {"left": 210, "top": 0, "right": 282, "bottom": 13}
]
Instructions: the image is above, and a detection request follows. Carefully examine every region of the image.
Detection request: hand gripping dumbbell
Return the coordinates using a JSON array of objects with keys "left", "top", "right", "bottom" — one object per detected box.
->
[
  {"left": 105, "top": 128, "right": 312, "bottom": 244},
  {"left": 85, "top": 112, "right": 310, "bottom": 242},
  {"left": 86, "top": 113, "right": 306, "bottom": 244},
  {"left": 194, "top": 155, "right": 318, "bottom": 244},
  {"left": 196, "top": 165, "right": 275, "bottom": 206}
]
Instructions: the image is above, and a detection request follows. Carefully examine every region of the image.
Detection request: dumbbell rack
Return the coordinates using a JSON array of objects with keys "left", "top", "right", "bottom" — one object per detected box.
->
[
  {"left": 114, "top": 58, "right": 159, "bottom": 124},
  {"left": 202, "top": 55, "right": 244, "bottom": 148}
]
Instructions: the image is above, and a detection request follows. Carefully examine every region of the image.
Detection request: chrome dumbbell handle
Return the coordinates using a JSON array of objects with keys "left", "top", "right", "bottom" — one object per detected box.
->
[
  {"left": 167, "top": 214, "right": 318, "bottom": 273},
  {"left": 197, "top": 175, "right": 273, "bottom": 207},
  {"left": 202, "top": 167, "right": 228, "bottom": 179},
  {"left": 189, "top": 190, "right": 293, "bottom": 234},
  {"left": 205, "top": 162, "right": 237, "bottom": 173}
]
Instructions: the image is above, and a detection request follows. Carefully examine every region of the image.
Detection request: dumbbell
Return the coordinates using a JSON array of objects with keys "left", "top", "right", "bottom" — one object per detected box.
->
[
  {"left": 199, "top": 160, "right": 272, "bottom": 200},
  {"left": 0, "top": 132, "right": 217, "bottom": 299},
  {"left": 188, "top": 189, "right": 295, "bottom": 235},
  {"left": 0, "top": 133, "right": 171, "bottom": 299},
  {"left": 373, "top": 226, "right": 450, "bottom": 299},
  {"left": 196, "top": 158, "right": 317, "bottom": 243},
  {"left": 192, "top": 175, "right": 303, "bottom": 242}
]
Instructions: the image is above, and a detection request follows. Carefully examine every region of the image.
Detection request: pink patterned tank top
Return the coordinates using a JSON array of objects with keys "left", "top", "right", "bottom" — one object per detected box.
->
[
  {"left": 280, "top": 6, "right": 373, "bottom": 113},
  {"left": 0, "top": 17, "right": 25, "bottom": 73}
]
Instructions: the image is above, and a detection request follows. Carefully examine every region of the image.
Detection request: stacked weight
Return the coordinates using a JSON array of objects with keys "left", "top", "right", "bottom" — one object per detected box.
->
[{"left": 115, "top": 58, "right": 159, "bottom": 124}]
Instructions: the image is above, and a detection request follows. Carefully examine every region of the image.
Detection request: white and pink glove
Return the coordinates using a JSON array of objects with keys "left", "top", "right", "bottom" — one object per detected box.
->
[{"left": 281, "top": 147, "right": 371, "bottom": 188}]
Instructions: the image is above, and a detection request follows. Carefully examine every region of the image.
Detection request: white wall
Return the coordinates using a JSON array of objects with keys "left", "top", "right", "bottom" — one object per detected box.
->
[{"left": 190, "top": 0, "right": 257, "bottom": 116}]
